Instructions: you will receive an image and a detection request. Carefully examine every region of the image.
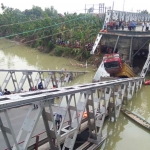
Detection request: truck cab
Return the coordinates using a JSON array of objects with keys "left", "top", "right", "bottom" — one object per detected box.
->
[{"left": 103, "top": 53, "right": 123, "bottom": 74}]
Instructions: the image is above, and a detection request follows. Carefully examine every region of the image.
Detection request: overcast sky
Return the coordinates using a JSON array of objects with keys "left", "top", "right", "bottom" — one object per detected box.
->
[{"left": 0, "top": 0, "right": 150, "bottom": 14}]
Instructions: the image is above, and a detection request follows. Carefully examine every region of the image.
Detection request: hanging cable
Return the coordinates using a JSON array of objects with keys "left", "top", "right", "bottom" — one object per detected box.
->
[
  {"left": 0, "top": 14, "right": 95, "bottom": 46},
  {"left": 0, "top": 16, "right": 52, "bottom": 28},
  {"left": 0, "top": 22, "right": 95, "bottom": 50},
  {"left": 0, "top": 15, "right": 89, "bottom": 40},
  {"left": 0, "top": 9, "right": 85, "bottom": 28}
]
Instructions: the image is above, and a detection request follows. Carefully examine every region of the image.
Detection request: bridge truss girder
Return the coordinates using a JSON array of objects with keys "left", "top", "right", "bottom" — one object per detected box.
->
[
  {"left": 105, "top": 10, "right": 150, "bottom": 23},
  {"left": 0, "top": 77, "right": 143, "bottom": 150},
  {"left": 0, "top": 69, "right": 87, "bottom": 93}
]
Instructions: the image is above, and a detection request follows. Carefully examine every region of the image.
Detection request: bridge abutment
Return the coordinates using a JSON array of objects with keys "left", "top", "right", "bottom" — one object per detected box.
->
[{"left": 100, "top": 31, "right": 150, "bottom": 67}]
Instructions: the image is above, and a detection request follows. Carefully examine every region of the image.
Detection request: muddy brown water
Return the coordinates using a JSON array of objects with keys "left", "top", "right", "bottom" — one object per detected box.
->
[{"left": 0, "top": 39, "right": 150, "bottom": 150}]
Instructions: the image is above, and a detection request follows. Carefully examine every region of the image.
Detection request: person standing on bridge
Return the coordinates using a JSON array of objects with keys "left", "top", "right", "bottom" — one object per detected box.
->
[
  {"left": 121, "top": 21, "right": 125, "bottom": 30},
  {"left": 146, "top": 22, "right": 149, "bottom": 31},
  {"left": 142, "top": 22, "right": 145, "bottom": 31},
  {"left": 115, "top": 20, "right": 119, "bottom": 30},
  {"left": 38, "top": 82, "right": 43, "bottom": 90},
  {"left": 53, "top": 112, "right": 62, "bottom": 130},
  {"left": 109, "top": 20, "right": 114, "bottom": 30}
]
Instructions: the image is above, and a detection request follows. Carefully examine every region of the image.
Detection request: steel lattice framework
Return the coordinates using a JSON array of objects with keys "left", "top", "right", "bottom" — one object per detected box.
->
[
  {"left": 0, "top": 69, "right": 87, "bottom": 93},
  {"left": 105, "top": 10, "right": 150, "bottom": 23},
  {"left": 0, "top": 77, "right": 143, "bottom": 150}
]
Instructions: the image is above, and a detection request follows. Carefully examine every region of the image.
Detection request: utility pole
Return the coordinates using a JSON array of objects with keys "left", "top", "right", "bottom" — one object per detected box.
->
[
  {"left": 110, "top": 1, "right": 114, "bottom": 21},
  {"left": 112, "top": 1, "right": 114, "bottom": 11},
  {"left": 84, "top": 3, "right": 105, "bottom": 14},
  {"left": 123, "top": 0, "right": 125, "bottom": 11}
]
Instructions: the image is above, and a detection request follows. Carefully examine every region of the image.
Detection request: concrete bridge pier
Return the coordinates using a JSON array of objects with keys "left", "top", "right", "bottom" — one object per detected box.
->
[{"left": 100, "top": 31, "right": 150, "bottom": 68}]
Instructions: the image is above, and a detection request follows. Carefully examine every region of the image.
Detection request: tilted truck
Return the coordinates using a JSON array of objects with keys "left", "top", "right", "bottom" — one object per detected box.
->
[
  {"left": 103, "top": 53, "right": 135, "bottom": 78},
  {"left": 91, "top": 32, "right": 135, "bottom": 82}
]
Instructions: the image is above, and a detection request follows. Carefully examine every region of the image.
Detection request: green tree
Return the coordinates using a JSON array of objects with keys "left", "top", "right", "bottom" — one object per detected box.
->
[{"left": 140, "top": 10, "right": 149, "bottom": 14}]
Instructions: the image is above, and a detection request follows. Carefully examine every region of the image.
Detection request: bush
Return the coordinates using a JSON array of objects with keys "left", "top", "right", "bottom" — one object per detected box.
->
[
  {"left": 72, "top": 48, "right": 90, "bottom": 61},
  {"left": 48, "top": 41, "right": 55, "bottom": 50},
  {"left": 53, "top": 46, "right": 65, "bottom": 56},
  {"left": 63, "top": 47, "right": 72, "bottom": 55},
  {"left": 53, "top": 46, "right": 72, "bottom": 56},
  {"left": 71, "top": 48, "right": 81, "bottom": 56},
  {"left": 44, "top": 41, "right": 55, "bottom": 53},
  {"left": 35, "top": 40, "right": 41, "bottom": 47}
]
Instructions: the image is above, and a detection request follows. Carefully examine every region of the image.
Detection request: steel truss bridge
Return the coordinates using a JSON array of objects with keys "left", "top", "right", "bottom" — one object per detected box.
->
[
  {"left": 0, "top": 69, "right": 87, "bottom": 93},
  {"left": 0, "top": 9, "right": 149, "bottom": 150},
  {"left": 105, "top": 10, "right": 150, "bottom": 23},
  {"left": 0, "top": 77, "right": 143, "bottom": 150}
]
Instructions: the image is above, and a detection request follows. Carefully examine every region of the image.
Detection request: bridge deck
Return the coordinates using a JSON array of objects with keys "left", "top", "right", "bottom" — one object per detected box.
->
[
  {"left": 100, "top": 30, "right": 150, "bottom": 37},
  {"left": 0, "top": 69, "right": 87, "bottom": 93},
  {"left": 0, "top": 77, "right": 143, "bottom": 150},
  {"left": 38, "top": 118, "right": 93, "bottom": 150}
]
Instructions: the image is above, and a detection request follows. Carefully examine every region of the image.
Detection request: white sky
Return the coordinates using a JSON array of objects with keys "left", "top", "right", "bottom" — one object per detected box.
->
[{"left": 0, "top": 0, "right": 150, "bottom": 14}]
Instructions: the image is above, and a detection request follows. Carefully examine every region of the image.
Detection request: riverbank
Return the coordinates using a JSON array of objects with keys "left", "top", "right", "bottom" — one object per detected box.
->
[
  {"left": 0, "top": 39, "right": 150, "bottom": 150},
  {"left": 14, "top": 38, "right": 103, "bottom": 69}
]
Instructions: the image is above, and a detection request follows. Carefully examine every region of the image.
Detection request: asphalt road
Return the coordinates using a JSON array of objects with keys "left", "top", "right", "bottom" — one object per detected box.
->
[{"left": 0, "top": 104, "right": 69, "bottom": 150}]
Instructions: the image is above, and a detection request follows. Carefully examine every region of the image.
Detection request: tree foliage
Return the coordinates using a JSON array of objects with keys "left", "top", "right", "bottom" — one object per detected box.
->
[
  {"left": 0, "top": 3, "right": 103, "bottom": 61},
  {"left": 140, "top": 10, "right": 149, "bottom": 14}
]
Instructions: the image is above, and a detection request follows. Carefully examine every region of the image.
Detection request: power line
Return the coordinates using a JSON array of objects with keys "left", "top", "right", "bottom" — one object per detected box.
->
[
  {"left": 0, "top": 15, "right": 89, "bottom": 40},
  {"left": 0, "top": 22, "right": 97, "bottom": 51},
  {"left": 0, "top": 13, "right": 98, "bottom": 45},
  {"left": 0, "top": 16, "right": 54, "bottom": 28},
  {"left": 0, "top": 9, "right": 85, "bottom": 28}
]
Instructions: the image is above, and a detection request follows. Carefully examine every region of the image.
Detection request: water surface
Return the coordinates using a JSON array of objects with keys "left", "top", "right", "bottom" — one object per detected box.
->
[{"left": 0, "top": 39, "right": 150, "bottom": 150}]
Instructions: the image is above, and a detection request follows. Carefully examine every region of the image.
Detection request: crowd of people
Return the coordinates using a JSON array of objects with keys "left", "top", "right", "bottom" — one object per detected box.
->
[
  {"left": 55, "top": 38, "right": 95, "bottom": 51},
  {"left": 106, "top": 20, "right": 136, "bottom": 31},
  {"left": 142, "top": 22, "right": 150, "bottom": 31},
  {"left": 0, "top": 81, "right": 52, "bottom": 97},
  {"left": 104, "top": 20, "right": 149, "bottom": 32},
  {"left": 55, "top": 38, "right": 81, "bottom": 48},
  {"left": 104, "top": 20, "right": 126, "bottom": 30}
]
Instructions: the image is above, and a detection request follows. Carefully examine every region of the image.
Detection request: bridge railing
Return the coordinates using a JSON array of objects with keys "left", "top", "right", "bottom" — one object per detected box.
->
[
  {"left": 0, "top": 69, "right": 87, "bottom": 93},
  {"left": 0, "top": 77, "right": 143, "bottom": 150},
  {"left": 105, "top": 10, "right": 150, "bottom": 23}
]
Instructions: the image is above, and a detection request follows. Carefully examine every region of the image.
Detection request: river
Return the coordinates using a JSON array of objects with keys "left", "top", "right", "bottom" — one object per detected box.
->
[{"left": 0, "top": 39, "right": 150, "bottom": 150}]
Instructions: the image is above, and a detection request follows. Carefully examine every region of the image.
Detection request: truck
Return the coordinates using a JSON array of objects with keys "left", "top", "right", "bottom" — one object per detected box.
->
[
  {"left": 103, "top": 53, "right": 135, "bottom": 78},
  {"left": 91, "top": 32, "right": 135, "bottom": 81}
]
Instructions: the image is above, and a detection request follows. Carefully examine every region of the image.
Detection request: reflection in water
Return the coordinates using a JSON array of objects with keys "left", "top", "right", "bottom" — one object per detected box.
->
[
  {"left": 0, "top": 39, "right": 93, "bottom": 73},
  {"left": 100, "top": 116, "right": 127, "bottom": 150},
  {"left": 0, "top": 39, "right": 150, "bottom": 150},
  {"left": 99, "top": 85, "right": 150, "bottom": 150},
  {"left": 0, "top": 39, "right": 95, "bottom": 92}
]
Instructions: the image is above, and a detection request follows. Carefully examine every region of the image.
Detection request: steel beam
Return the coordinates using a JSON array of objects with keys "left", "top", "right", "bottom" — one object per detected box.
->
[
  {"left": 0, "top": 69, "right": 87, "bottom": 93},
  {"left": 113, "top": 36, "right": 120, "bottom": 53},
  {"left": 129, "top": 36, "right": 133, "bottom": 65},
  {"left": 0, "top": 77, "right": 144, "bottom": 150}
]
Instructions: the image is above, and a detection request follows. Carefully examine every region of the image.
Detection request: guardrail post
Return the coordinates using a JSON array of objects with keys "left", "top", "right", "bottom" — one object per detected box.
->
[{"left": 35, "top": 135, "right": 39, "bottom": 150}]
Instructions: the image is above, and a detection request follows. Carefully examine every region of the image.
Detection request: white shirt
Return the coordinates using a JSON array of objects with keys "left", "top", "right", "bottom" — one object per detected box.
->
[
  {"left": 142, "top": 22, "right": 145, "bottom": 26},
  {"left": 146, "top": 22, "right": 149, "bottom": 27}
]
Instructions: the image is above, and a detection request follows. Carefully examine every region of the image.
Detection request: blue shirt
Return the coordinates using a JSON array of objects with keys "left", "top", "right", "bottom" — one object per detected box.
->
[{"left": 53, "top": 112, "right": 62, "bottom": 121}]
